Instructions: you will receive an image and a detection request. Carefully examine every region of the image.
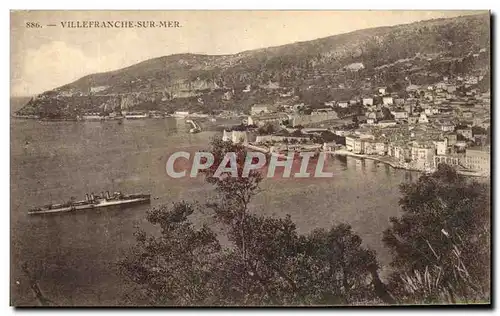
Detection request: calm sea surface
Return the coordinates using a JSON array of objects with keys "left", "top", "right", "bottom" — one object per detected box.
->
[{"left": 10, "top": 111, "right": 417, "bottom": 305}]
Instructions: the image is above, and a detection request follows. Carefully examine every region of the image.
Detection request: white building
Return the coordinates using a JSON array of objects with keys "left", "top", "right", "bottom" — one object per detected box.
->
[
  {"left": 222, "top": 130, "right": 249, "bottom": 144},
  {"left": 338, "top": 101, "right": 349, "bottom": 108},
  {"left": 418, "top": 113, "right": 429, "bottom": 124},
  {"left": 250, "top": 105, "right": 270, "bottom": 115},
  {"left": 362, "top": 98, "right": 374, "bottom": 106},
  {"left": 382, "top": 97, "right": 394, "bottom": 105},
  {"left": 433, "top": 139, "right": 448, "bottom": 155}
]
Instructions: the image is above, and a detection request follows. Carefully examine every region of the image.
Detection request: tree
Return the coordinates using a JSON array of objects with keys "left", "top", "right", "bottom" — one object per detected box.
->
[
  {"left": 300, "top": 224, "right": 381, "bottom": 304},
  {"left": 381, "top": 107, "right": 395, "bottom": 121},
  {"left": 383, "top": 164, "right": 490, "bottom": 303},
  {"left": 205, "top": 214, "right": 382, "bottom": 305},
  {"left": 121, "top": 137, "right": 389, "bottom": 306},
  {"left": 257, "top": 123, "right": 276, "bottom": 135},
  {"left": 119, "top": 202, "right": 221, "bottom": 305},
  {"left": 200, "top": 138, "right": 385, "bottom": 305},
  {"left": 201, "top": 137, "right": 263, "bottom": 268},
  {"left": 290, "top": 129, "right": 303, "bottom": 137}
]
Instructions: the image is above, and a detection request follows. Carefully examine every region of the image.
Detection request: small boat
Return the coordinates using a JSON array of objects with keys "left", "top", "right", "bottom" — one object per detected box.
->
[
  {"left": 123, "top": 112, "right": 148, "bottom": 119},
  {"left": 28, "top": 191, "right": 151, "bottom": 215},
  {"left": 186, "top": 119, "right": 202, "bottom": 133}
]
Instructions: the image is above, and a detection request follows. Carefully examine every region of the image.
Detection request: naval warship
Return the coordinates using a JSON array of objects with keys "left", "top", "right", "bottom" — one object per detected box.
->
[{"left": 28, "top": 191, "right": 151, "bottom": 215}]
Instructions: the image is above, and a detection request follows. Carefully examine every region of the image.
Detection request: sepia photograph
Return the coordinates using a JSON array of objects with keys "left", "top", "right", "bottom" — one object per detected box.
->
[{"left": 10, "top": 10, "right": 491, "bottom": 307}]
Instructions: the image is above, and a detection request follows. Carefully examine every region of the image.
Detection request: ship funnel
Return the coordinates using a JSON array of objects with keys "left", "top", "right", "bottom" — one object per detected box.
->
[
  {"left": 90, "top": 193, "right": 95, "bottom": 202},
  {"left": 106, "top": 191, "right": 110, "bottom": 199},
  {"left": 85, "top": 194, "right": 89, "bottom": 202}
]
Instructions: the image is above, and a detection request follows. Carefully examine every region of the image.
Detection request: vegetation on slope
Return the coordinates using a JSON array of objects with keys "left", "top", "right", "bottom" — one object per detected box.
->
[{"left": 17, "top": 13, "right": 490, "bottom": 118}]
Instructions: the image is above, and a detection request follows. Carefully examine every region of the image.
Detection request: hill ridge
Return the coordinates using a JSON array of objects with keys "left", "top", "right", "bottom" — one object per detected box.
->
[{"left": 17, "top": 13, "right": 490, "bottom": 118}]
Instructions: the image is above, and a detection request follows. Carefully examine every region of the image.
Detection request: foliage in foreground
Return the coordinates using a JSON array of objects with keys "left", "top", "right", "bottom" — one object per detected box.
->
[
  {"left": 383, "top": 164, "right": 490, "bottom": 304},
  {"left": 120, "top": 202, "right": 383, "bottom": 306},
  {"left": 120, "top": 140, "right": 490, "bottom": 306}
]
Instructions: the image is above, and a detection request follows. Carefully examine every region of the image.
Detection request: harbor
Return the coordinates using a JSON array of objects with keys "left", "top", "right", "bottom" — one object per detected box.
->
[{"left": 11, "top": 118, "right": 411, "bottom": 305}]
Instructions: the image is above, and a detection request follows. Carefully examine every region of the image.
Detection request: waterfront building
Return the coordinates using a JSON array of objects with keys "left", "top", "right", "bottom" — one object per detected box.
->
[
  {"left": 345, "top": 136, "right": 365, "bottom": 154},
  {"left": 434, "top": 154, "right": 464, "bottom": 169},
  {"left": 388, "top": 142, "right": 409, "bottom": 163},
  {"left": 464, "top": 147, "right": 490, "bottom": 173},
  {"left": 364, "top": 140, "right": 387, "bottom": 155},
  {"left": 345, "top": 136, "right": 356, "bottom": 152},
  {"left": 353, "top": 138, "right": 365, "bottom": 154},
  {"left": 410, "top": 142, "right": 435, "bottom": 170}
]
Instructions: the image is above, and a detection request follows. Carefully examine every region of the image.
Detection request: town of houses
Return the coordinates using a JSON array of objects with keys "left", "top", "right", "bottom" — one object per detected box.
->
[{"left": 223, "top": 73, "right": 491, "bottom": 177}]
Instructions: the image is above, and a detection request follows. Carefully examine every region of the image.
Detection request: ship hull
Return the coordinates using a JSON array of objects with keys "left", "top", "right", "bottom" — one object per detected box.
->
[
  {"left": 28, "top": 196, "right": 150, "bottom": 215},
  {"left": 124, "top": 116, "right": 148, "bottom": 119}
]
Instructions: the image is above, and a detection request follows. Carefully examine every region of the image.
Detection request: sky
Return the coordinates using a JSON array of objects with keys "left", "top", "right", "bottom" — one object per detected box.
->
[{"left": 10, "top": 10, "right": 486, "bottom": 96}]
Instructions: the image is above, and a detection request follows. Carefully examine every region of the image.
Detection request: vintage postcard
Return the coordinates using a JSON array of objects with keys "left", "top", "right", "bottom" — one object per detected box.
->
[{"left": 10, "top": 10, "right": 491, "bottom": 307}]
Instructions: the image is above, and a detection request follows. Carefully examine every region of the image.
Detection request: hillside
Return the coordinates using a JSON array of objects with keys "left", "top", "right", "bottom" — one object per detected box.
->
[{"left": 16, "top": 13, "right": 490, "bottom": 118}]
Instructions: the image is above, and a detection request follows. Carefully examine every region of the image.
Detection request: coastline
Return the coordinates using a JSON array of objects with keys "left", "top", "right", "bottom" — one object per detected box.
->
[
  {"left": 333, "top": 149, "right": 413, "bottom": 171},
  {"left": 241, "top": 143, "right": 488, "bottom": 178},
  {"left": 333, "top": 149, "right": 489, "bottom": 178}
]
